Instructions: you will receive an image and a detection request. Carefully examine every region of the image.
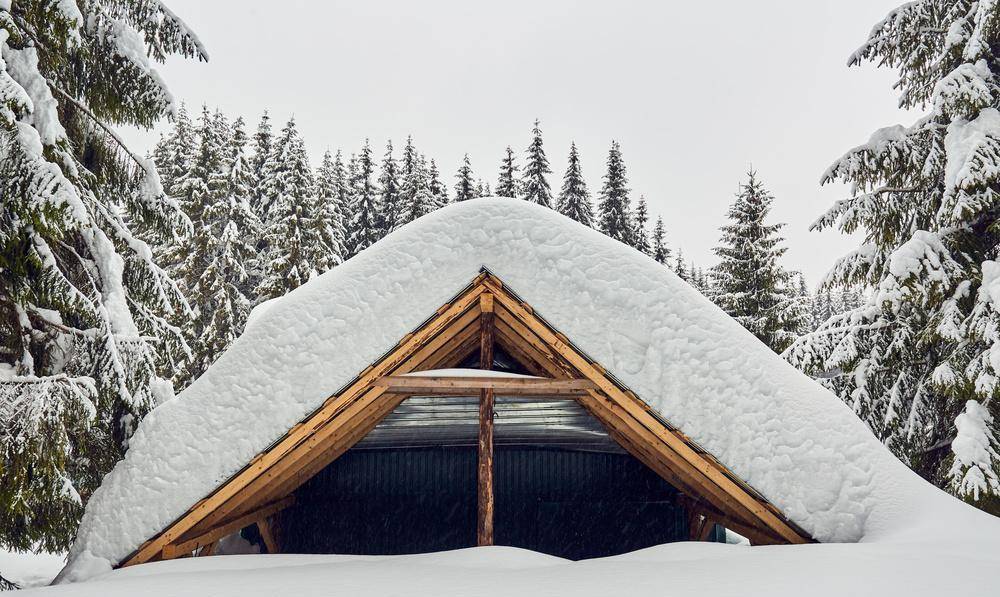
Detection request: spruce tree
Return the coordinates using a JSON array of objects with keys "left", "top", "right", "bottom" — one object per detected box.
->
[
  {"left": 454, "top": 154, "right": 477, "bottom": 202},
  {"left": 674, "top": 249, "right": 689, "bottom": 282},
  {"left": 428, "top": 158, "right": 449, "bottom": 207},
  {"left": 0, "top": 0, "right": 205, "bottom": 566},
  {"left": 376, "top": 140, "right": 402, "bottom": 236},
  {"left": 633, "top": 196, "right": 651, "bottom": 254},
  {"left": 496, "top": 146, "right": 520, "bottom": 198},
  {"left": 557, "top": 142, "right": 594, "bottom": 226},
  {"left": 397, "top": 136, "right": 424, "bottom": 226},
  {"left": 177, "top": 114, "right": 261, "bottom": 384},
  {"left": 256, "top": 118, "right": 319, "bottom": 300},
  {"left": 521, "top": 119, "right": 554, "bottom": 207},
  {"left": 652, "top": 217, "right": 671, "bottom": 266},
  {"left": 711, "top": 170, "right": 805, "bottom": 353},
  {"left": 337, "top": 151, "right": 355, "bottom": 235},
  {"left": 477, "top": 179, "right": 491, "bottom": 197},
  {"left": 785, "top": 2, "right": 1000, "bottom": 509},
  {"left": 250, "top": 110, "right": 273, "bottom": 218},
  {"left": 151, "top": 102, "right": 196, "bottom": 199},
  {"left": 346, "top": 140, "right": 380, "bottom": 257},
  {"left": 402, "top": 155, "right": 437, "bottom": 223},
  {"left": 597, "top": 141, "right": 632, "bottom": 244},
  {"left": 315, "top": 150, "right": 348, "bottom": 270}
]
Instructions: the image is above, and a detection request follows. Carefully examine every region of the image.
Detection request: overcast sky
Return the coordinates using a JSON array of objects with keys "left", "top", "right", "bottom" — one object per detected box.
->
[{"left": 120, "top": 0, "right": 918, "bottom": 286}]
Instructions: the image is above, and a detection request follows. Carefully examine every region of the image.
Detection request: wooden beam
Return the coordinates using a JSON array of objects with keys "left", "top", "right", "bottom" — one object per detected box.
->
[
  {"left": 197, "top": 542, "right": 216, "bottom": 557},
  {"left": 697, "top": 516, "right": 717, "bottom": 541},
  {"left": 257, "top": 518, "right": 279, "bottom": 554},
  {"left": 162, "top": 496, "right": 293, "bottom": 559},
  {"left": 478, "top": 293, "right": 496, "bottom": 547},
  {"left": 373, "top": 376, "right": 597, "bottom": 395}
]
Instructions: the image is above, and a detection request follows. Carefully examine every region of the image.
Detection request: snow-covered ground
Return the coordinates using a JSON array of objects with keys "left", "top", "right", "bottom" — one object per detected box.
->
[
  {"left": 0, "top": 549, "right": 65, "bottom": 589},
  {"left": 24, "top": 541, "right": 1000, "bottom": 597}
]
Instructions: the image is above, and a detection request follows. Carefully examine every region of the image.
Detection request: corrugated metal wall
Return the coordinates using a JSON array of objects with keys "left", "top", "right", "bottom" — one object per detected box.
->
[{"left": 278, "top": 446, "right": 719, "bottom": 560}]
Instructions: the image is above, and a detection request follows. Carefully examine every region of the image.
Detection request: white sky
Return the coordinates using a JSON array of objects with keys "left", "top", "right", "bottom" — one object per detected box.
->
[{"left": 120, "top": 0, "right": 919, "bottom": 286}]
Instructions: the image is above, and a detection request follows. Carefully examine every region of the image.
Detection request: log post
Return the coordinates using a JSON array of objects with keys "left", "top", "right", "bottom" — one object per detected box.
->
[{"left": 478, "top": 293, "right": 495, "bottom": 546}]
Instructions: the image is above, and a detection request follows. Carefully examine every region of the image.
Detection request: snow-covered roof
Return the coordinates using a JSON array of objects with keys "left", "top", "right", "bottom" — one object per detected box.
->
[{"left": 61, "top": 198, "right": 999, "bottom": 582}]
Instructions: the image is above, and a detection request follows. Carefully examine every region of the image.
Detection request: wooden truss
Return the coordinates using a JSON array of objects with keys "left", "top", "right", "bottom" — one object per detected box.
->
[{"left": 120, "top": 270, "right": 811, "bottom": 566}]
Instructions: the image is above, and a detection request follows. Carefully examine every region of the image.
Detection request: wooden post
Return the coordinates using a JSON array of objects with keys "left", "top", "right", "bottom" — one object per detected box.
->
[
  {"left": 258, "top": 517, "right": 279, "bottom": 554},
  {"left": 477, "top": 294, "right": 495, "bottom": 546}
]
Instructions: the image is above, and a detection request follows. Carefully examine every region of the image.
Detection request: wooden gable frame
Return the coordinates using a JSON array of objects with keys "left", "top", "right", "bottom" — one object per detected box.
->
[{"left": 120, "top": 270, "right": 810, "bottom": 567}]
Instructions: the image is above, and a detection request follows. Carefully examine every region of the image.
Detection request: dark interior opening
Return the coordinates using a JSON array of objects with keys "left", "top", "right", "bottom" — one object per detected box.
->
[{"left": 276, "top": 444, "right": 723, "bottom": 560}]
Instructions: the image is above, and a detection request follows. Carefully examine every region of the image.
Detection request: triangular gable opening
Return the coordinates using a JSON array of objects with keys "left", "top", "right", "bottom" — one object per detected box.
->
[{"left": 125, "top": 271, "right": 811, "bottom": 567}]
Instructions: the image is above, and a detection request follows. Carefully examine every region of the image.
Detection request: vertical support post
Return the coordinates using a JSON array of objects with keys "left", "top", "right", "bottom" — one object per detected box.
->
[{"left": 477, "top": 293, "right": 495, "bottom": 546}]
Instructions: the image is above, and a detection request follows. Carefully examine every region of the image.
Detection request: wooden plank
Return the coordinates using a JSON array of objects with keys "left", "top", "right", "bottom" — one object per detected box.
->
[
  {"left": 198, "top": 542, "right": 216, "bottom": 557},
  {"left": 478, "top": 294, "right": 495, "bottom": 546},
  {"left": 257, "top": 518, "right": 279, "bottom": 554},
  {"left": 482, "top": 275, "right": 809, "bottom": 544},
  {"left": 373, "top": 376, "right": 597, "bottom": 393},
  {"left": 124, "top": 284, "right": 487, "bottom": 566},
  {"left": 162, "top": 496, "right": 293, "bottom": 559}
]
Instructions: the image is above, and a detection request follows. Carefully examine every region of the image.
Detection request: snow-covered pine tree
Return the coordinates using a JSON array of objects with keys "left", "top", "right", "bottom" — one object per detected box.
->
[
  {"left": 396, "top": 135, "right": 418, "bottom": 227},
  {"left": 792, "top": 273, "right": 815, "bottom": 332},
  {"left": 674, "top": 248, "right": 689, "bottom": 282},
  {"left": 428, "top": 158, "right": 449, "bottom": 207},
  {"left": 652, "top": 216, "right": 671, "bottom": 266},
  {"left": 711, "top": 170, "right": 805, "bottom": 353},
  {"left": 476, "top": 179, "right": 491, "bottom": 197},
  {"left": 151, "top": 102, "right": 196, "bottom": 199},
  {"left": 632, "top": 196, "right": 651, "bottom": 254},
  {"left": 256, "top": 118, "right": 319, "bottom": 300},
  {"left": 331, "top": 150, "right": 354, "bottom": 234},
  {"left": 250, "top": 110, "right": 273, "bottom": 218},
  {"left": 402, "top": 155, "right": 436, "bottom": 223},
  {"left": 784, "top": 1, "right": 1000, "bottom": 510},
  {"left": 597, "top": 141, "right": 632, "bottom": 244},
  {"left": 496, "top": 146, "right": 519, "bottom": 198},
  {"left": 346, "top": 140, "right": 380, "bottom": 257},
  {"left": 521, "top": 119, "right": 554, "bottom": 207},
  {"left": 375, "top": 140, "right": 402, "bottom": 236},
  {"left": 0, "top": 0, "right": 205, "bottom": 561},
  {"left": 168, "top": 107, "right": 227, "bottom": 359},
  {"left": 454, "top": 154, "right": 476, "bottom": 202},
  {"left": 557, "top": 142, "right": 594, "bottom": 226},
  {"left": 314, "top": 150, "right": 348, "bottom": 271},
  {"left": 177, "top": 114, "right": 261, "bottom": 384}
]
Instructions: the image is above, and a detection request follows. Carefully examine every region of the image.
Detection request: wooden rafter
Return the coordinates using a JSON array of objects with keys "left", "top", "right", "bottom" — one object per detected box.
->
[{"left": 120, "top": 271, "right": 810, "bottom": 569}]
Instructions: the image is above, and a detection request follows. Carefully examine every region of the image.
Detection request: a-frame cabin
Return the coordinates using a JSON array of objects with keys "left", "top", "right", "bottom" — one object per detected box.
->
[{"left": 120, "top": 270, "right": 811, "bottom": 567}]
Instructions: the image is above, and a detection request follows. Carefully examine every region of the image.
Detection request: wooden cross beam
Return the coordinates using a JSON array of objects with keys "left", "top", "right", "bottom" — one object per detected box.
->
[
  {"left": 478, "top": 293, "right": 495, "bottom": 547},
  {"left": 372, "top": 376, "right": 596, "bottom": 396}
]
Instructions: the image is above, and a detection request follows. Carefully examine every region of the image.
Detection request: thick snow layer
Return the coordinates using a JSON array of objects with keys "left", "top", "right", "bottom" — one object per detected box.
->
[
  {"left": 36, "top": 543, "right": 1000, "bottom": 597},
  {"left": 61, "top": 199, "right": 1000, "bottom": 583}
]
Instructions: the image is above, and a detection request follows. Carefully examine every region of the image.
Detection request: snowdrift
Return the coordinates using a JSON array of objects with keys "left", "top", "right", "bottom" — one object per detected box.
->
[{"left": 59, "top": 199, "right": 999, "bottom": 583}]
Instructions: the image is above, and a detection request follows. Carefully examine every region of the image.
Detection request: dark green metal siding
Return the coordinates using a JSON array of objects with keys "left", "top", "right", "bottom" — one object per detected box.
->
[{"left": 278, "top": 446, "right": 722, "bottom": 560}]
